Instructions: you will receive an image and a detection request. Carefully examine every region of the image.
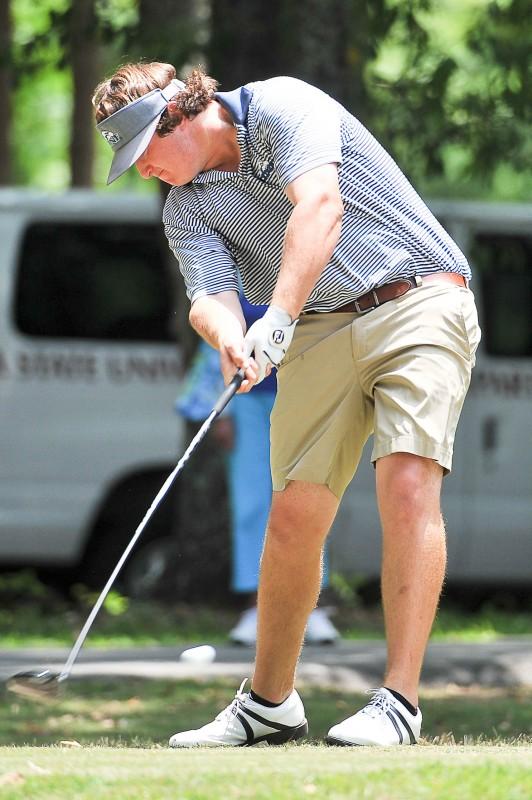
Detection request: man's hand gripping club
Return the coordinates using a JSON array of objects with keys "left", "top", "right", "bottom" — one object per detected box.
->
[{"left": 243, "top": 305, "right": 298, "bottom": 383}]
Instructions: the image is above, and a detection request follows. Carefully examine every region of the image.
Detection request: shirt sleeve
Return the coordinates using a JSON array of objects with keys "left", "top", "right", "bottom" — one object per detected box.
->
[
  {"left": 250, "top": 77, "right": 343, "bottom": 189},
  {"left": 163, "top": 187, "right": 239, "bottom": 303}
]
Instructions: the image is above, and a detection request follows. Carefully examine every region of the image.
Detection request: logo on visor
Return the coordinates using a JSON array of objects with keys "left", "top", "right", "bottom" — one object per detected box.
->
[{"left": 100, "top": 129, "right": 121, "bottom": 145}]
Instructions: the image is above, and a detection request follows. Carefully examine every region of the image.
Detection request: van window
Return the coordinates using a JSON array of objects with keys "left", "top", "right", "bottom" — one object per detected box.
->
[
  {"left": 470, "top": 233, "right": 532, "bottom": 358},
  {"left": 15, "top": 223, "right": 176, "bottom": 342}
]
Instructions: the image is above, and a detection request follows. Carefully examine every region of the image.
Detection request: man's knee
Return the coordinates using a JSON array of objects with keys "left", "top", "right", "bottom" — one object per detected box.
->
[
  {"left": 376, "top": 453, "right": 443, "bottom": 520},
  {"left": 267, "top": 481, "right": 338, "bottom": 549}
]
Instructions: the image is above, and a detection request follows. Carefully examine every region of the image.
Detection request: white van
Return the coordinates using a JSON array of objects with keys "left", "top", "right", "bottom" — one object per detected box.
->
[
  {"left": 0, "top": 189, "right": 184, "bottom": 594},
  {"left": 1, "top": 190, "right": 531, "bottom": 590}
]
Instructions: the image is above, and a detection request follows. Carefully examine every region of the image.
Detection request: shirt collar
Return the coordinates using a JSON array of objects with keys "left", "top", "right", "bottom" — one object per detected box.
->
[{"left": 214, "top": 86, "right": 253, "bottom": 125}]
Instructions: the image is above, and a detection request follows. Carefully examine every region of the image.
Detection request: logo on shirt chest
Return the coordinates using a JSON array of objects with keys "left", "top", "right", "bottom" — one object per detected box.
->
[{"left": 257, "top": 159, "right": 274, "bottom": 181}]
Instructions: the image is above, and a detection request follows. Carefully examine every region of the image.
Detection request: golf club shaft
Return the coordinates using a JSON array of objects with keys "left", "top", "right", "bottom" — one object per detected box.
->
[{"left": 58, "top": 368, "right": 245, "bottom": 683}]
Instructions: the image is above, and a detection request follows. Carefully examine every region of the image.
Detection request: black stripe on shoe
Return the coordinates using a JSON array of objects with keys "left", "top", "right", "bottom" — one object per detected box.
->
[
  {"left": 241, "top": 706, "right": 299, "bottom": 732},
  {"left": 389, "top": 706, "right": 417, "bottom": 745},
  {"left": 386, "top": 710, "right": 403, "bottom": 744},
  {"left": 235, "top": 712, "right": 308, "bottom": 747},
  {"left": 253, "top": 720, "right": 308, "bottom": 746},
  {"left": 235, "top": 711, "right": 256, "bottom": 745}
]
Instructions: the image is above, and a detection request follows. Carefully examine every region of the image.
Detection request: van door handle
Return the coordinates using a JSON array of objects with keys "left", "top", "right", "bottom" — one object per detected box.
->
[{"left": 481, "top": 416, "right": 499, "bottom": 453}]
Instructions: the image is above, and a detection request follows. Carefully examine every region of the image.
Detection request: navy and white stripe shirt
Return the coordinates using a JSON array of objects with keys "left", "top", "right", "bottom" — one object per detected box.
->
[{"left": 163, "top": 77, "right": 470, "bottom": 312}]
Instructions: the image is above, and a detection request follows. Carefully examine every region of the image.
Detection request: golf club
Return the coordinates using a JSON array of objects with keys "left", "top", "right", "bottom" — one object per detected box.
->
[{"left": 6, "top": 368, "right": 245, "bottom": 702}]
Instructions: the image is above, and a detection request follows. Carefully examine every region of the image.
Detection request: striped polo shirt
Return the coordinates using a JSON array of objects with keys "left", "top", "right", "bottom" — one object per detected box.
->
[{"left": 163, "top": 77, "right": 470, "bottom": 312}]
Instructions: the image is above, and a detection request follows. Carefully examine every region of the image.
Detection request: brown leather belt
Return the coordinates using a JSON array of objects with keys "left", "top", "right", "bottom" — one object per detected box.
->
[{"left": 305, "top": 272, "right": 467, "bottom": 315}]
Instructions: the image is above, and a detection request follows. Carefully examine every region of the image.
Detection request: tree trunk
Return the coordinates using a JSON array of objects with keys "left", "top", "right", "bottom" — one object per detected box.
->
[
  {"left": 274, "top": 0, "right": 368, "bottom": 113},
  {"left": 208, "top": 0, "right": 367, "bottom": 112},
  {"left": 134, "top": 0, "right": 203, "bottom": 69},
  {"left": 0, "top": 0, "right": 12, "bottom": 184},
  {"left": 69, "top": 0, "right": 99, "bottom": 187},
  {"left": 130, "top": 2, "right": 225, "bottom": 592},
  {"left": 208, "top": 0, "right": 281, "bottom": 87}
]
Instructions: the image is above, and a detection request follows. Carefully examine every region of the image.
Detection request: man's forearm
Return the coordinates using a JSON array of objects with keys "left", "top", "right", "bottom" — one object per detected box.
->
[
  {"left": 189, "top": 291, "right": 246, "bottom": 349},
  {"left": 190, "top": 290, "right": 260, "bottom": 390}
]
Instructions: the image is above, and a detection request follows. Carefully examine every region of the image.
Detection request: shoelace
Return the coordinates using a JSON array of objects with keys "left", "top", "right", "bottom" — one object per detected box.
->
[
  {"left": 361, "top": 689, "right": 392, "bottom": 719},
  {"left": 214, "top": 678, "right": 249, "bottom": 729}
]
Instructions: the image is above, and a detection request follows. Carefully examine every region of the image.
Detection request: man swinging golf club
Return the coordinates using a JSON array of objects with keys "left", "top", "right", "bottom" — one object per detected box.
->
[{"left": 93, "top": 63, "right": 480, "bottom": 747}]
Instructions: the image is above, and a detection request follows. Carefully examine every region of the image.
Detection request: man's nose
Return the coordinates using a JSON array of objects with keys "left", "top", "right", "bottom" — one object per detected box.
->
[{"left": 135, "top": 157, "right": 150, "bottom": 179}]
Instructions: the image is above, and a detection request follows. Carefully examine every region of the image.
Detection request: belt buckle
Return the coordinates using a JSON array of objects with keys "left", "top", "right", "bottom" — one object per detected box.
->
[{"left": 354, "top": 289, "right": 380, "bottom": 313}]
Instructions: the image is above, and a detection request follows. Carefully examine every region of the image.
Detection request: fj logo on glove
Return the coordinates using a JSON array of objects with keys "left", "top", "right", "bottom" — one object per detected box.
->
[{"left": 243, "top": 306, "right": 297, "bottom": 383}]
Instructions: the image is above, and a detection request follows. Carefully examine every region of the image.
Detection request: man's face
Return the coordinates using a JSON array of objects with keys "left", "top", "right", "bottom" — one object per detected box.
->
[{"left": 135, "top": 117, "right": 205, "bottom": 186}]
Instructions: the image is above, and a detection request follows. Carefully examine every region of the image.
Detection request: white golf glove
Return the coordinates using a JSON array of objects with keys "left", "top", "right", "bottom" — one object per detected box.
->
[{"left": 244, "top": 305, "right": 298, "bottom": 383}]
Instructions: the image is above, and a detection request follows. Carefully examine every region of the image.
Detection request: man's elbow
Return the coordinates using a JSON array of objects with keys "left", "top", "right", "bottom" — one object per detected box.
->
[
  {"left": 316, "top": 191, "right": 343, "bottom": 236},
  {"left": 307, "top": 190, "right": 343, "bottom": 228},
  {"left": 188, "top": 301, "right": 202, "bottom": 334},
  {"left": 329, "top": 195, "right": 344, "bottom": 229}
]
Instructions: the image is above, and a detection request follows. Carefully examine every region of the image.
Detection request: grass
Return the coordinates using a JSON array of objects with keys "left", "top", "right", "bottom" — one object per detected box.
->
[
  {"left": 0, "top": 680, "right": 531, "bottom": 799},
  {"left": 1, "top": 744, "right": 532, "bottom": 800},
  {"left": 334, "top": 603, "right": 532, "bottom": 643},
  {"left": 4, "top": 602, "right": 532, "bottom": 649},
  {"left": 1, "top": 678, "right": 531, "bottom": 747},
  {"left": 0, "top": 599, "right": 236, "bottom": 648},
  {"left": 2, "top": 576, "right": 530, "bottom": 799}
]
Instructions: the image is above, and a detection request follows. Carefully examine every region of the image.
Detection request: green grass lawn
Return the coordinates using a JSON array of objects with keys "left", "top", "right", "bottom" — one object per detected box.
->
[
  {"left": 0, "top": 743, "right": 531, "bottom": 799},
  {"left": 1, "top": 679, "right": 530, "bottom": 798}
]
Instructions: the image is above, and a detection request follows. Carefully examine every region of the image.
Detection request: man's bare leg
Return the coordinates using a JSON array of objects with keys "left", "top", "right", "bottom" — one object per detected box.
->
[
  {"left": 252, "top": 480, "right": 338, "bottom": 702},
  {"left": 376, "top": 452, "right": 446, "bottom": 707}
]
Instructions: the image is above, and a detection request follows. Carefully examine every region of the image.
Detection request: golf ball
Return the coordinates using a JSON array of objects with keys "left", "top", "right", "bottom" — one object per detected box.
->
[{"left": 179, "top": 645, "right": 217, "bottom": 663}]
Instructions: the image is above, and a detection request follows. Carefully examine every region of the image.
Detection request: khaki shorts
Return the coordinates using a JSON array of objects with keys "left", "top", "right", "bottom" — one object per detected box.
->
[{"left": 270, "top": 282, "right": 481, "bottom": 499}]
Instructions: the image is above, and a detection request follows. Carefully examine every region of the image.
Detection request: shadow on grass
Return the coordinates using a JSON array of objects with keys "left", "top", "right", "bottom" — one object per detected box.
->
[{"left": 0, "top": 679, "right": 531, "bottom": 748}]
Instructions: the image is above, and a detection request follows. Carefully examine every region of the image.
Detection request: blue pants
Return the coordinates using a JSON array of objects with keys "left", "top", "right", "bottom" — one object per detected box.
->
[
  {"left": 229, "top": 391, "right": 275, "bottom": 593},
  {"left": 228, "top": 390, "right": 329, "bottom": 593}
]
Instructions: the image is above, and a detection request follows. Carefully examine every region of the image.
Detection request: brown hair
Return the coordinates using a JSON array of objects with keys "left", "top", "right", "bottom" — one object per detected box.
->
[{"left": 92, "top": 62, "right": 219, "bottom": 135}]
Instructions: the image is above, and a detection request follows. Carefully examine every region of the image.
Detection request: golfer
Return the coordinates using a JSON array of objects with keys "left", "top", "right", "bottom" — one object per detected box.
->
[{"left": 93, "top": 63, "right": 480, "bottom": 747}]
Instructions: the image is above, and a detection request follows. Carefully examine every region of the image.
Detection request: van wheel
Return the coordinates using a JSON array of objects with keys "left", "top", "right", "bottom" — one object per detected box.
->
[
  {"left": 79, "top": 469, "right": 179, "bottom": 601},
  {"left": 121, "top": 536, "right": 178, "bottom": 600},
  {"left": 80, "top": 453, "right": 232, "bottom": 603},
  {"left": 80, "top": 524, "right": 180, "bottom": 602}
]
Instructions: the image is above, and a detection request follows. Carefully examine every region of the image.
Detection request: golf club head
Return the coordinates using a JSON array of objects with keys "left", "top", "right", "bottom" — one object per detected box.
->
[{"left": 6, "top": 669, "right": 61, "bottom": 703}]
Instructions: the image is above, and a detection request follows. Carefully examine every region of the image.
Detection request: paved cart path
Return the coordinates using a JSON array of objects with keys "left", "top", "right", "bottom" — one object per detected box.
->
[{"left": 1, "top": 639, "right": 531, "bottom": 691}]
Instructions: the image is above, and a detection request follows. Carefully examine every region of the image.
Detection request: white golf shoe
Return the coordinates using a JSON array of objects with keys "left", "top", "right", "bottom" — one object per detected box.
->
[
  {"left": 229, "top": 607, "right": 340, "bottom": 647},
  {"left": 326, "top": 687, "right": 422, "bottom": 746},
  {"left": 305, "top": 608, "right": 341, "bottom": 644},
  {"left": 229, "top": 607, "right": 257, "bottom": 646},
  {"left": 169, "top": 680, "right": 308, "bottom": 747}
]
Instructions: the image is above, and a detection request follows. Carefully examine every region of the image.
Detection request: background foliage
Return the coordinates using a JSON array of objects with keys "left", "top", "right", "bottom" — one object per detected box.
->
[{"left": 0, "top": 0, "right": 531, "bottom": 199}]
